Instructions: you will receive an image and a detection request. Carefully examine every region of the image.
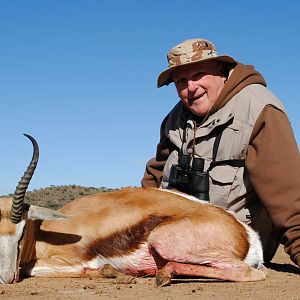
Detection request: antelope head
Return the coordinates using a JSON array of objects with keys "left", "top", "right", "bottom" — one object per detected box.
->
[{"left": 0, "top": 134, "right": 68, "bottom": 284}]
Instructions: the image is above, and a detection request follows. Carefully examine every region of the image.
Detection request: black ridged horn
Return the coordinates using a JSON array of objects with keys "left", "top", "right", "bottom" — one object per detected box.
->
[{"left": 11, "top": 134, "right": 39, "bottom": 224}]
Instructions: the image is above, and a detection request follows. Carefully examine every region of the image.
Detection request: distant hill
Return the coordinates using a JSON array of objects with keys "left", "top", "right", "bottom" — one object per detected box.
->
[{"left": 2, "top": 185, "right": 119, "bottom": 210}]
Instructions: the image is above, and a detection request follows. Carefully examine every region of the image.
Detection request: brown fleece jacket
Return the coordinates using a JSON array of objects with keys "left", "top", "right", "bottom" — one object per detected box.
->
[{"left": 142, "top": 63, "right": 300, "bottom": 267}]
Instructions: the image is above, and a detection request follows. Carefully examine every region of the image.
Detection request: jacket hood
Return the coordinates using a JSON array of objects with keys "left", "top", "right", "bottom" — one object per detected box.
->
[{"left": 210, "top": 63, "right": 267, "bottom": 114}]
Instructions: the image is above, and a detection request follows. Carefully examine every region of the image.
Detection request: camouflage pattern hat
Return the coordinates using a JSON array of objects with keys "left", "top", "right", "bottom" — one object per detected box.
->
[{"left": 157, "top": 38, "right": 237, "bottom": 88}]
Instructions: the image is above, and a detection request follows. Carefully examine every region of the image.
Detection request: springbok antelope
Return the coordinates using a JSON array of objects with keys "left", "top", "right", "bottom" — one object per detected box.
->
[{"left": 0, "top": 134, "right": 267, "bottom": 285}]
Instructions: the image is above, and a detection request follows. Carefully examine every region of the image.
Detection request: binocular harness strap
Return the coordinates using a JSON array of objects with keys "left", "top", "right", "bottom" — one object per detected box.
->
[
  {"left": 208, "top": 125, "right": 245, "bottom": 172},
  {"left": 180, "top": 114, "right": 245, "bottom": 171}
]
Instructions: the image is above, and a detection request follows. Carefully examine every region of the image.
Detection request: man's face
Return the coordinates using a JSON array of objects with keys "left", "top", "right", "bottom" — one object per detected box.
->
[{"left": 172, "top": 61, "right": 226, "bottom": 116}]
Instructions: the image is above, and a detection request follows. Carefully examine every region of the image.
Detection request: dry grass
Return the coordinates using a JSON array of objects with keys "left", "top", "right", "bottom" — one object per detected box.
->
[{"left": 2, "top": 185, "right": 118, "bottom": 210}]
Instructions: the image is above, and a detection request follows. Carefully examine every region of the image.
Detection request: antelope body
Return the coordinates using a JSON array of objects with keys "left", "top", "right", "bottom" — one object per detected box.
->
[{"left": 0, "top": 135, "right": 267, "bottom": 285}]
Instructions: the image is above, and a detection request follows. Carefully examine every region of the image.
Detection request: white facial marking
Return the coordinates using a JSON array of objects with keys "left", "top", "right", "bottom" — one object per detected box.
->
[{"left": 0, "top": 220, "right": 25, "bottom": 284}]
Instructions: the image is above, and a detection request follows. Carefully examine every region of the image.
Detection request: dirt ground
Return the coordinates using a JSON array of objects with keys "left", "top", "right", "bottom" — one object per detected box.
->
[{"left": 0, "top": 245, "right": 299, "bottom": 300}]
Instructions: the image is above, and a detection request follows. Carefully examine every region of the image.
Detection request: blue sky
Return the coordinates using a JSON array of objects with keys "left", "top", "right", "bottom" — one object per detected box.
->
[{"left": 1, "top": 0, "right": 299, "bottom": 195}]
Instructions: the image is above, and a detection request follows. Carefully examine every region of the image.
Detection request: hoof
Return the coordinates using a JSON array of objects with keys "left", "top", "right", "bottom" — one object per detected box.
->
[{"left": 155, "top": 274, "right": 172, "bottom": 287}]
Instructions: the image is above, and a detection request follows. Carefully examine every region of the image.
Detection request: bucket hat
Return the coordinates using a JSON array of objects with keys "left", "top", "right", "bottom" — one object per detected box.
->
[{"left": 157, "top": 38, "right": 237, "bottom": 88}]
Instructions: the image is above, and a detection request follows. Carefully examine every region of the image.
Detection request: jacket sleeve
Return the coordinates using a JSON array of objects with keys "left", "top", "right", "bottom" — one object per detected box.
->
[
  {"left": 246, "top": 105, "right": 300, "bottom": 267},
  {"left": 141, "top": 114, "right": 175, "bottom": 188}
]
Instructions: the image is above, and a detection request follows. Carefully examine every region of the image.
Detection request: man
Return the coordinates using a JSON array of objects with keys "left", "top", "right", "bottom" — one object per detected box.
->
[{"left": 141, "top": 38, "right": 300, "bottom": 267}]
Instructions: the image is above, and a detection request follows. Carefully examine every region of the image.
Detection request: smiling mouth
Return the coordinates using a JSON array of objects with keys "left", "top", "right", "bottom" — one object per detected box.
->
[{"left": 189, "top": 92, "right": 206, "bottom": 103}]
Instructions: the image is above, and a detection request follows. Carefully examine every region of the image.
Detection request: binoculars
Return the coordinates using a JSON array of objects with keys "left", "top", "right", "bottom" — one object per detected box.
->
[{"left": 168, "top": 153, "right": 209, "bottom": 201}]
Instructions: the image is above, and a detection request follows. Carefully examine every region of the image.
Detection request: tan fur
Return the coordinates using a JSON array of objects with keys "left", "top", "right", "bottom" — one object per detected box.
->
[
  {"left": 0, "top": 198, "right": 16, "bottom": 235},
  {"left": 1, "top": 187, "right": 250, "bottom": 280},
  {"left": 31, "top": 187, "right": 248, "bottom": 265}
]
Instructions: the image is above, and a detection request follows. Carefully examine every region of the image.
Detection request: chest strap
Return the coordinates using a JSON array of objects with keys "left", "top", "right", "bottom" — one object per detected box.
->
[{"left": 208, "top": 123, "right": 245, "bottom": 172}]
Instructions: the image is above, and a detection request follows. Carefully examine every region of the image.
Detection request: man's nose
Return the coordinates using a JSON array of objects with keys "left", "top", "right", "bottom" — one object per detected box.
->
[{"left": 187, "top": 80, "right": 198, "bottom": 91}]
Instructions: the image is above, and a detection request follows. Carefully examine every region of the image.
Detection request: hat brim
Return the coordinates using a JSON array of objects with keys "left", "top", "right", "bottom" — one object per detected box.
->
[{"left": 157, "top": 55, "right": 237, "bottom": 88}]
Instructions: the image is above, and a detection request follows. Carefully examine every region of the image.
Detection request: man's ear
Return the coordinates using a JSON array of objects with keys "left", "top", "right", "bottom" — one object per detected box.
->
[{"left": 27, "top": 204, "right": 71, "bottom": 221}]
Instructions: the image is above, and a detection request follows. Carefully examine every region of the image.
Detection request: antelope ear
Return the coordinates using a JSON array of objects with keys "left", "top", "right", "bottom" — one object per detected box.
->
[{"left": 27, "top": 205, "right": 71, "bottom": 221}]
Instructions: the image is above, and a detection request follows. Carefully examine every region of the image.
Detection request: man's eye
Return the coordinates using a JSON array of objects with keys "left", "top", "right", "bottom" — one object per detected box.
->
[
  {"left": 175, "top": 78, "right": 187, "bottom": 85},
  {"left": 193, "top": 72, "right": 205, "bottom": 80}
]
